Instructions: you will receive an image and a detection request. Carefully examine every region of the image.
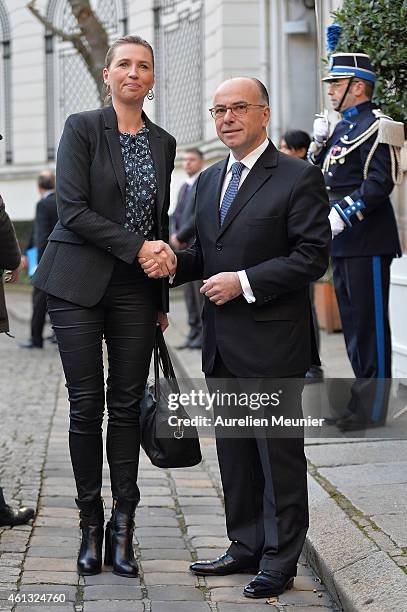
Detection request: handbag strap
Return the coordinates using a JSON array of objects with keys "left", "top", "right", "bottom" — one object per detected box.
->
[
  {"left": 153, "top": 327, "right": 184, "bottom": 439},
  {"left": 153, "top": 327, "right": 179, "bottom": 401}
]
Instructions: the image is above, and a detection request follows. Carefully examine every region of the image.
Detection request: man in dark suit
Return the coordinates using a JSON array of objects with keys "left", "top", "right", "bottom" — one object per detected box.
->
[
  {"left": 170, "top": 149, "right": 205, "bottom": 349},
  {"left": 0, "top": 174, "right": 35, "bottom": 526},
  {"left": 20, "top": 171, "right": 58, "bottom": 349},
  {"left": 140, "top": 77, "right": 330, "bottom": 598}
]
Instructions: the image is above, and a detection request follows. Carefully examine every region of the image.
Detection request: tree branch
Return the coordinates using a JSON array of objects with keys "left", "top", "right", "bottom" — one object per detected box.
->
[
  {"left": 27, "top": 0, "right": 80, "bottom": 45},
  {"left": 27, "top": 0, "right": 107, "bottom": 104}
]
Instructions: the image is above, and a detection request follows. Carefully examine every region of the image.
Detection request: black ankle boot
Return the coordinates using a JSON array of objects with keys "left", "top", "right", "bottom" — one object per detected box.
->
[
  {"left": 76, "top": 498, "right": 104, "bottom": 576},
  {"left": 104, "top": 499, "right": 138, "bottom": 577}
]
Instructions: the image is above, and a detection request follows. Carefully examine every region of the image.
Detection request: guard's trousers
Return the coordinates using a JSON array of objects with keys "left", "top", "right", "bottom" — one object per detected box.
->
[{"left": 332, "top": 255, "right": 393, "bottom": 424}]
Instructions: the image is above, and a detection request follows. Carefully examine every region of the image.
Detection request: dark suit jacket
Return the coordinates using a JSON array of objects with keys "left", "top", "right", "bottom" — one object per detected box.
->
[
  {"left": 35, "top": 192, "right": 59, "bottom": 261},
  {"left": 26, "top": 192, "right": 58, "bottom": 262},
  {"left": 175, "top": 180, "right": 199, "bottom": 246},
  {"left": 175, "top": 141, "right": 331, "bottom": 377},
  {"left": 0, "top": 195, "right": 21, "bottom": 333},
  {"left": 33, "top": 105, "right": 176, "bottom": 309}
]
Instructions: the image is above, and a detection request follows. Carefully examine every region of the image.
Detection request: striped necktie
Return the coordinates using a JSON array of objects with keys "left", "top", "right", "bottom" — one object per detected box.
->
[{"left": 219, "top": 161, "right": 245, "bottom": 226}]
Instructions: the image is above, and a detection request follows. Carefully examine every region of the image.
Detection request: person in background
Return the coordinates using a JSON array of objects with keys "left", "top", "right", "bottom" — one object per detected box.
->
[
  {"left": 279, "top": 130, "right": 324, "bottom": 383},
  {"left": 279, "top": 130, "right": 310, "bottom": 160},
  {"left": 170, "top": 149, "right": 205, "bottom": 349},
  {"left": 32, "top": 35, "right": 176, "bottom": 578},
  {"left": 0, "top": 161, "right": 35, "bottom": 526},
  {"left": 20, "top": 171, "right": 58, "bottom": 349}
]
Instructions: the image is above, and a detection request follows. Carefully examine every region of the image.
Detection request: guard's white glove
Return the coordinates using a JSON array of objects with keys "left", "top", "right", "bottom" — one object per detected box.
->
[
  {"left": 329, "top": 208, "right": 346, "bottom": 238},
  {"left": 313, "top": 116, "right": 330, "bottom": 144}
]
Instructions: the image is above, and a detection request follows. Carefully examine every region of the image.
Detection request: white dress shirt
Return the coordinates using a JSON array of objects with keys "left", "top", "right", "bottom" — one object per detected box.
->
[
  {"left": 185, "top": 171, "right": 200, "bottom": 187},
  {"left": 220, "top": 138, "right": 269, "bottom": 303}
]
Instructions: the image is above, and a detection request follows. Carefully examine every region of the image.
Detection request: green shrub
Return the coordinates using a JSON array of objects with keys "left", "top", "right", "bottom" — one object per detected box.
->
[{"left": 333, "top": 0, "right": 407, "bottom": 127}]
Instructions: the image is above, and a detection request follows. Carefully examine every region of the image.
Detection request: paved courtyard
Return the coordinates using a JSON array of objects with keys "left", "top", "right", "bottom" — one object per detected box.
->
[{"left": 0, "top": 294, "right": 337, "bottom": 611}]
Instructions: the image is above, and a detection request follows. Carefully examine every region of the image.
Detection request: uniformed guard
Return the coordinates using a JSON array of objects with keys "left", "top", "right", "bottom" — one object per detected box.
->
[{"left": 309, "top": 52, "right": 404, "bottom": 430}]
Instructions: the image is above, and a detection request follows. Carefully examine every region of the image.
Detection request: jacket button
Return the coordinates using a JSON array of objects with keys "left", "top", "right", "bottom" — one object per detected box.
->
[
  {"left": 107, "top": 246, "right": 112, "bottom": 252},
  {"left": 216, "top": 243, "right": 222, "bottom": 251}
]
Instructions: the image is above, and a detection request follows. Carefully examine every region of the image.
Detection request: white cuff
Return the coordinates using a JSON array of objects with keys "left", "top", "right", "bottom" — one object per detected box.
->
[
  {"left": 169, "top": 274, "right": 175, "bottom": 284},
  {"left": 238, "top": 270, "right": 256, "bottom": 303}
]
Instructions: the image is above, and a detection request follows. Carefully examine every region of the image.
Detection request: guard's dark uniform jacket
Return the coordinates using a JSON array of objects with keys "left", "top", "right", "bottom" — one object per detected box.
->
[
  {"left": 313, "top": 100, "right": 401, "bottom": 258},
  {"left": 311, "top": 100, "right": 402, "bottom": 430}
]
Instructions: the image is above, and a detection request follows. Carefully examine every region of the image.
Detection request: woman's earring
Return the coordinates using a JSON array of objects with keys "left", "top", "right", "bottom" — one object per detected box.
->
[{"left": 147, "top": 89, "right": 155, "bottom": 100}]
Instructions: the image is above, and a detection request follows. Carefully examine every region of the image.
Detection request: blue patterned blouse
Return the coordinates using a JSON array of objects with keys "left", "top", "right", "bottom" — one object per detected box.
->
[{"left": 119, "top": 127, "right": 157, "bottom": 240}]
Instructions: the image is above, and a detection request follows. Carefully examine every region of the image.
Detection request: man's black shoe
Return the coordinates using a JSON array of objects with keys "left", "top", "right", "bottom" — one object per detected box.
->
[
  {"left": 19, "top": 340, "right": 42, "bottom": 349},
  {"left": 190, "top": 553, "right": 258, "bottom": 576},
  {"left": 336, "top": 416, "right": 385, "bottom": 432},
  {"left": 305, "top": 366, "right": 324, "bottom": 384},
  {"left": 0, "top": 504, "right": 35, "bottom": 527},
  {"left": 244, "top": 570, "right": 295, "bottom": 598}
]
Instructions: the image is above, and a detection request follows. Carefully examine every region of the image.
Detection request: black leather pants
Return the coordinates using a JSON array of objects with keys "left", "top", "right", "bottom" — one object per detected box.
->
[{"left": 47, "top": 280, "right": 157, "bottom": 504}]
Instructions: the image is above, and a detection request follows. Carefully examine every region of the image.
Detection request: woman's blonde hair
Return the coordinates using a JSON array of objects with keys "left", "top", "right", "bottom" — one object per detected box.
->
[{"left": 103, "top": 35, "right": 155, "bottom": 103}]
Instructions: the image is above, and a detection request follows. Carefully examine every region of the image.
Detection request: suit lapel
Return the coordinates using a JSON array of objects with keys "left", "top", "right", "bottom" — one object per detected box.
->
[
  {"left": 217, "top": 141, "right": 278, "bottom": 238},
  {"left": 102, "top": 105, "right": 126, "bottom": 205},
  {"left": 144, "top": 113, "right": 167, "bottom": 223},
  {"left": 210, "top": 159, "right": 228, "bottom": 234}
]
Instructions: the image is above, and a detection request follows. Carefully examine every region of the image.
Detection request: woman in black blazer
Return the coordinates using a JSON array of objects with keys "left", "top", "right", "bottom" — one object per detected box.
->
[{"left": 33, "top": 35, "right": 176, "bottom": 578}]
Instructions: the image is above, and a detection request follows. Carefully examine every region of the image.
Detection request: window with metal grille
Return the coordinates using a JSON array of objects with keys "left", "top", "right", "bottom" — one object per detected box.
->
[
  {"left": 45, "top": 0, "right": 127, "bottom": 160},
  {"left": 155, "top": 0, "right": 203, "bottom": 145}
]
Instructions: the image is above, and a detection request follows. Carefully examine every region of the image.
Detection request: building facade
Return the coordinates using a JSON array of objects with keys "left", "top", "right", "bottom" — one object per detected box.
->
[{"left": 0, "top": 0, "right": 406, "bottom": 375}]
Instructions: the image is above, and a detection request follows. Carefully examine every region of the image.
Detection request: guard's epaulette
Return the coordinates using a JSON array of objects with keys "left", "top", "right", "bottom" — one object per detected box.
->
[
  {"left": 322, "top": 108, "right": 404, "bottom": 184},
  {"left": 372, "top": 109, "right": 405, "bottom": 148}
]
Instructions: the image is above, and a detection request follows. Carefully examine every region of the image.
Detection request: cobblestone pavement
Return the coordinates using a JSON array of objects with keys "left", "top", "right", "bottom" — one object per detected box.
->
[{"left": 0, "top": 294, "right": 338, "bottom": 611}]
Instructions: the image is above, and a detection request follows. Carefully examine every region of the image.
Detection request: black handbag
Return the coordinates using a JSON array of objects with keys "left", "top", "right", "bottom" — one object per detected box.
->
[{"left": 140, "top": 327, "right": 202, "bottom": 468}]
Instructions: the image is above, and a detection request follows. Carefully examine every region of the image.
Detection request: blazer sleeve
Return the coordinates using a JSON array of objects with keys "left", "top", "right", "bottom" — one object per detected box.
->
[
  {"left": 0, "top": 196, "right": 21, "bottom": 271},
  {"left": 246, "top": 164, "right": 331, "bottom": 306},
  {"left": 171, "top": 231, "right": 204, "bottom": 286},
  {"left": 56, "top": 115, "right": 146, "bottom": 263}
]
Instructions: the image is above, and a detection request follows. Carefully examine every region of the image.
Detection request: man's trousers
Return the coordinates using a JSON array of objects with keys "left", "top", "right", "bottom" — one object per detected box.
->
[{"left": 207, "top": 352, "right": 308, "bottom": 576}]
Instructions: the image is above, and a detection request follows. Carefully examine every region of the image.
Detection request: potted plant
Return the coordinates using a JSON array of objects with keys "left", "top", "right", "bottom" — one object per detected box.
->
[{"left": 314, "top": 263, "right": 342, "bottom": 333}]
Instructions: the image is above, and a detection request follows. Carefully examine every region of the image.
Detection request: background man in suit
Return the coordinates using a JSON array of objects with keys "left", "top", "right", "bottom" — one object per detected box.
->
[
  {"left": 170, "top": 149, "right": 205, "bottom": 349},
  {"left": 140, "top": 77, "right": 330, "bottom": 598},
  {"left": 20, "top": 171, "right": 58, "bottom": 349},
  {"left": 0, "top": 175, "right": 35, "bottom": 526}
]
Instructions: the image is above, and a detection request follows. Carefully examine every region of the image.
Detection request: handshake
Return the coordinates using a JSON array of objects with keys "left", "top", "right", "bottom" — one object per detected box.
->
[{"left": 138, "top": 240, "right": 177, "bottom": 278}]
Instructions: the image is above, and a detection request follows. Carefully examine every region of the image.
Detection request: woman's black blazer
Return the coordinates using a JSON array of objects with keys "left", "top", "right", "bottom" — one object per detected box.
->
[{"left": 33, "top": 105, "right": 176, "bottom": 310}]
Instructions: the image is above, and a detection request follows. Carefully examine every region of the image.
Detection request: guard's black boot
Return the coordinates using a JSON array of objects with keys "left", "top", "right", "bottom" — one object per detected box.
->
[
  {"left": 76, "top": 498, "right": 104, "bottom": 576},
  {"left": 104, "top": 499, "right": 138, "bottom": 578},
  {"left": 0, "top": 504, "right": 35, "bottom": 526}
]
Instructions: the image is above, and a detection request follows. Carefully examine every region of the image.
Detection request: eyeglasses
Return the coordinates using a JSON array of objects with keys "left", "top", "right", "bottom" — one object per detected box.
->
[
  {"left": 209, "top": 103, "right": 267, "bottom": 119},
  {"left": 327, "top": 79, "right": 362, "bottom": 90}
]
